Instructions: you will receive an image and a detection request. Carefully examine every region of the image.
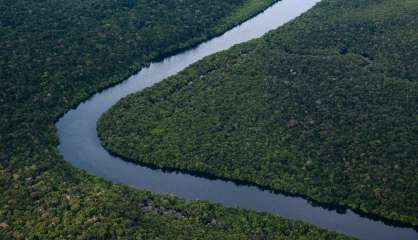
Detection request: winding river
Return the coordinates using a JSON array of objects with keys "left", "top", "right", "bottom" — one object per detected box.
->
[{"left": 56, "top": 0, "right": 418, "bottom": 239}]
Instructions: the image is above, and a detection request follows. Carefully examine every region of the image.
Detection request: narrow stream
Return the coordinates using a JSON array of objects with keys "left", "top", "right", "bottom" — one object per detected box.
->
[{"left": 56, "top": 1, "right": 418, "bottom": 239}]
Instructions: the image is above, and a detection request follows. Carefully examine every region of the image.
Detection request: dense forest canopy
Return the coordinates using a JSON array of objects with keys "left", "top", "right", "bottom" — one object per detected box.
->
[
  {"left": 99, "top": 0, "right": 418, "bottom": 226},
  {"left": 0, "top": 0, "right": 276, "bottom": 140},
  {"left": 1, "top": 0, "right": 353, "bottom": 239}
]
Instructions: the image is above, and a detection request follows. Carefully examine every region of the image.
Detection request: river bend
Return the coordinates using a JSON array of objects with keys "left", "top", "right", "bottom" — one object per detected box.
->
[{"left": 56, "top": 1, "right": 418, "bottom": 239}]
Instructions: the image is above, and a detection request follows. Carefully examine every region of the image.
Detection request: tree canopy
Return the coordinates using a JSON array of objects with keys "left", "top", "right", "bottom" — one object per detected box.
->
[
  {"left": 99, "top": 0, "right": 418, "bottom": 226},
  {"left": 1, "top": 0, "right": 351, "bottom": 239}
]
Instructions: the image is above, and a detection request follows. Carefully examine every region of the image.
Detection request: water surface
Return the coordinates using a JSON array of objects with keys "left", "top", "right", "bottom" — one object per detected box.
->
[{"left": 56, "top": 1, "right": 418, "bottom": 239}]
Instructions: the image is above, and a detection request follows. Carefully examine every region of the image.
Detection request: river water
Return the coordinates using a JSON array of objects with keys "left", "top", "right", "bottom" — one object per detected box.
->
[{"left": 56, "top": 0, "right": 418, "bottom": 239}]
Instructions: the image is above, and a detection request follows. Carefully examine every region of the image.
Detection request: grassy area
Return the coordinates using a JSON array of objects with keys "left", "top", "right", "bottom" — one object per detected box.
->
[
  {"left": 0, "top": 0, "right": 354, "bottom": 238},
  {"left": 99, "top": 0, "right": 418, "bottom": 226}
]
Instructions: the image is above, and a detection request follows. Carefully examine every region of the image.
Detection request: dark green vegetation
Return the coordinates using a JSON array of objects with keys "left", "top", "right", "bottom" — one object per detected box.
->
[
  {"left": 1, "top": 0, "right": 353, "bottom": 238},
  {"left": 99, "top": 0, "right": 418, "bottom": 226}
]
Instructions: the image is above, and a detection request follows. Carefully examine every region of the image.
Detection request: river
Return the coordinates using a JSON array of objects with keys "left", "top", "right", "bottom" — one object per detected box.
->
[{"left": 56, "top": 0, "right": 418, "bottom": 239}]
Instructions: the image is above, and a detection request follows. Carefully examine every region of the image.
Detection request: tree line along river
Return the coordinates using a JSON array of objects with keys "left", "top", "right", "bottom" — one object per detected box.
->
[{"left": 56, "top": 0, "right": 418, "bottom": 239}]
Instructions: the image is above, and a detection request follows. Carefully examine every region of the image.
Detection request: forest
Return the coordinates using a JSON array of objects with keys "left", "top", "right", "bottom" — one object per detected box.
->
[
  {"left": 99, "top": 0, "right": 418, "bottom": 227},
  {"left": 0, "top": 0, "right": 354, "bottom": 238}
]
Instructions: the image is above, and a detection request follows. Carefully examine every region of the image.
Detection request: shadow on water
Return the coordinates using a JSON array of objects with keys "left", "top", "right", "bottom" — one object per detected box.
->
[
  {"left": 56, "top": 0, "right": 418, "bottom": 239},
  {"left": 108, "top": 148, "right": 418, "bottom": 233}
]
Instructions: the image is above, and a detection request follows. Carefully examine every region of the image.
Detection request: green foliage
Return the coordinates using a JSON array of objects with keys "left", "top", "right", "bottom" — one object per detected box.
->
[
  {"left": 0, "top": 0, "right": 352, "bottom": 238},
  {"left": 99, "top": 0, "right": 418, "bottom": 226}
]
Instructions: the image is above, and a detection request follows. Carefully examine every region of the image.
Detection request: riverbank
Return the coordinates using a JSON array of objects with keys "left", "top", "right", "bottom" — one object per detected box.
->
[
  {"left": 1, "top": 0, "right": 350, "bottom": 239},
  {"left": 99, "top": 0, "right": 418, "bottom": 228}
]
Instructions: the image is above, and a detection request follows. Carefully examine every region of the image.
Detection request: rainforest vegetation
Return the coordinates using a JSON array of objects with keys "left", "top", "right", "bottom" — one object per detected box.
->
[
  {"left": 99, "top": 0, "right": 418, "bottom": 227},
  {"left": 0, "top": 0, "right": 354, "bottom": 238}
]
